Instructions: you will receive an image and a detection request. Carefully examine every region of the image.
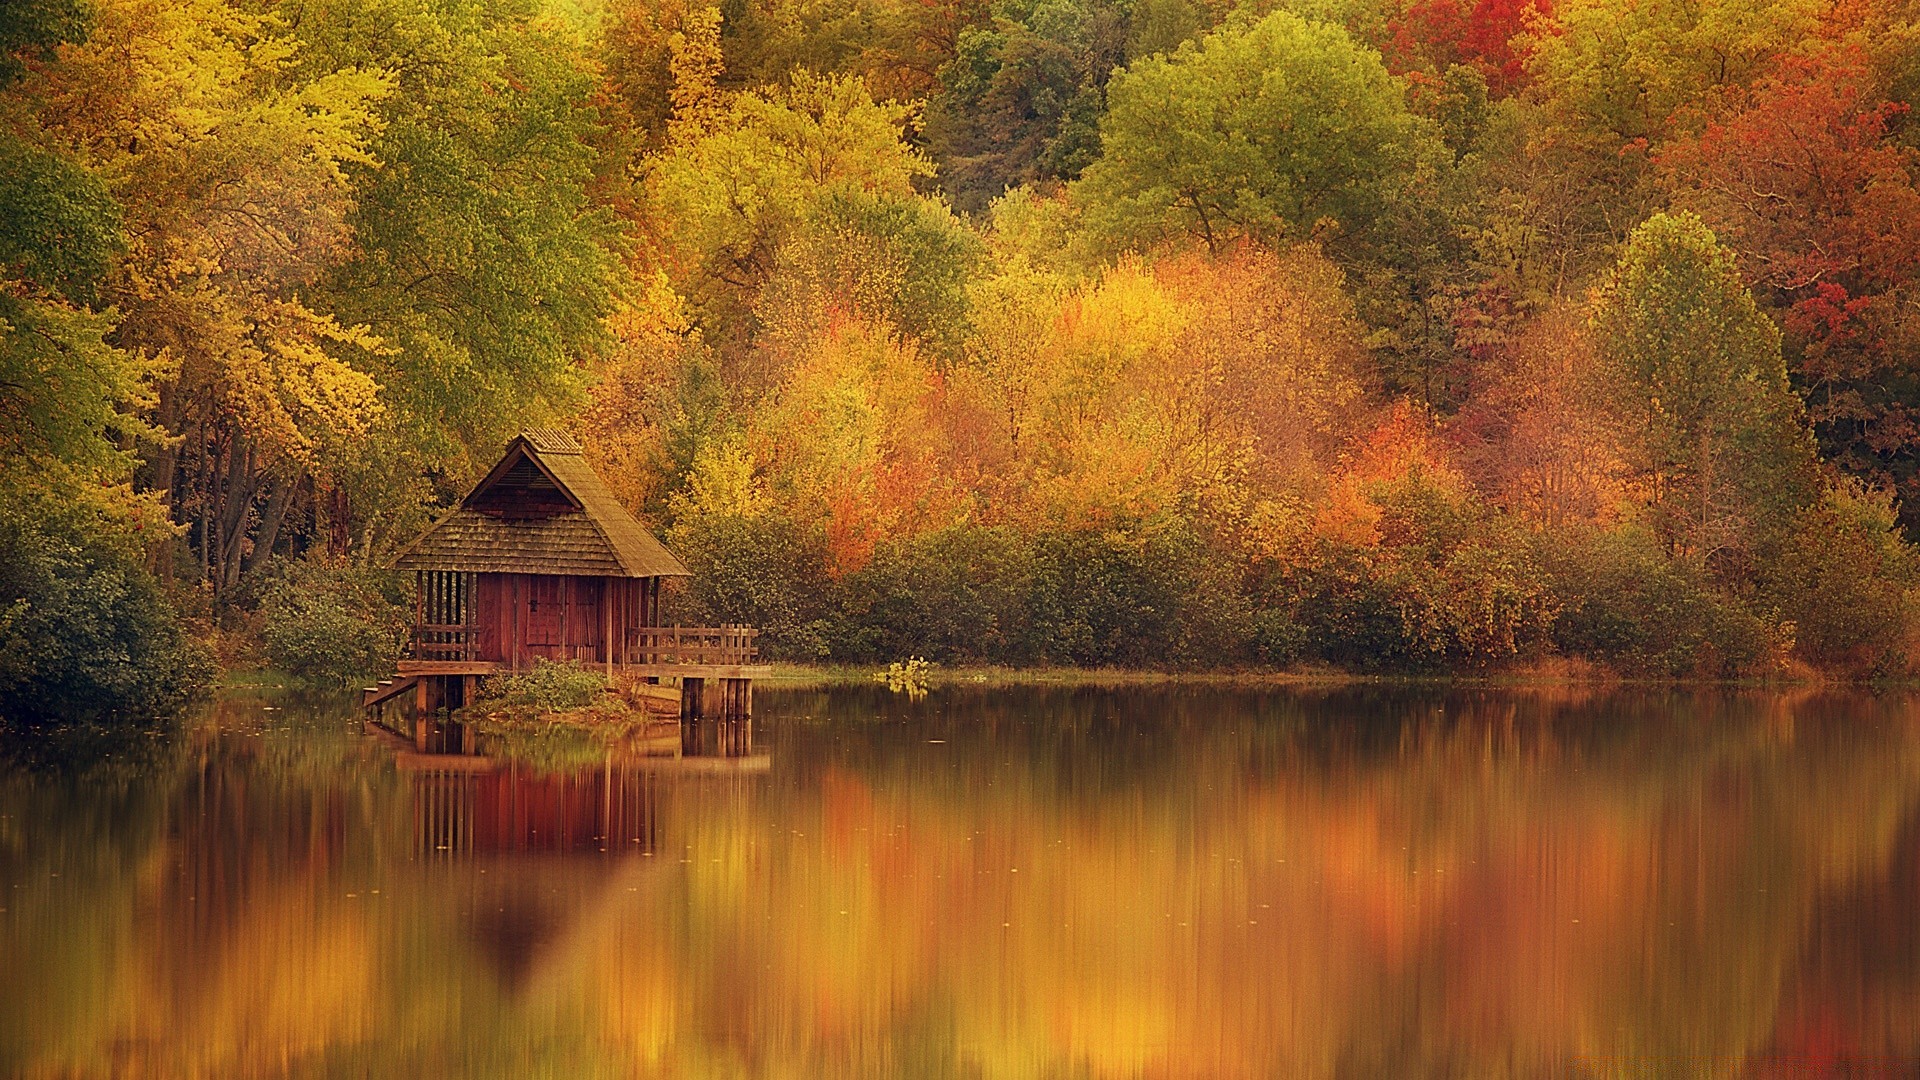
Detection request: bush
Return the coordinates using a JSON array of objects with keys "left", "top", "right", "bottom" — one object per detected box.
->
[
  {"left": 799, "top": 520, "right": 1256, "bottom": 669},
  {"left": 1759, "top": 481, "right": 1920, "bottom": 676},
  {"left": 0, "top": 491, "right": 212, "bottom": 724},
  {"left": 1278, "top": 472, "right": 1558, "bottom": 671},
  {"left": 1546, "top": 525, "right": 1778, "bottom": 677},
  {"left": 667, "top": 511, "right": 837, "bottom": 659},
  {"left": 833, "top": 524, "right": 1038, "bottom": 662},
  {"left": 475, "top": 659, "right": 609, "bottom": 710},
  {"left": 256, "top": 557, "right": 408, "bottom": 688},
  {"left": 1025, "top": 522, "right": 1254, "bottom": 669}
]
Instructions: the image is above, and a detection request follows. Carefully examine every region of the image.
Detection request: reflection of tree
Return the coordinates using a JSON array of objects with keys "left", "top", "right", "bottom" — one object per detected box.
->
[
  {"left": 2, "top": 687, "right": 1919, "bottom": 1076},
  {"left": 682, "top": 687, "right": 1920, "bottom": 1078}
]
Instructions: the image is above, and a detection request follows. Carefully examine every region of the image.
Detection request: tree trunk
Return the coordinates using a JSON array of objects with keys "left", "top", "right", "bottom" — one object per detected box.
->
[
  {"left": 245, "top": 469, "right": 297, "bottom": 578},
  {"left": 141, "top": 381, "right": 182, "bottom": 502},
  {"left": 215, "top": 436, "right": 256, "bottom": 594}
]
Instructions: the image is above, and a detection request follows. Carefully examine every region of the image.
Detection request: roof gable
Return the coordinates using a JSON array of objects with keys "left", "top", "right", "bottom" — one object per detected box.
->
[
  {"left": 391, "top": 432, "right": 690, "bottom": 577},
  {"left": 465, "top": 444, "right": 582, "bottom": 519}
]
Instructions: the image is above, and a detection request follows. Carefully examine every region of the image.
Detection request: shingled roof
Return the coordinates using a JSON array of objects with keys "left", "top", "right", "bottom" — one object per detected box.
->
[{"left": 391, "top": 429, "right": 690, "bottom": 577}]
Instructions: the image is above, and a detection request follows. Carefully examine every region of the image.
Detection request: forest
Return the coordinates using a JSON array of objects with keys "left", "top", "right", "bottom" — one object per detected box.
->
[{"left": 5, "top": 0, "right": 1920, "bottom": 719}]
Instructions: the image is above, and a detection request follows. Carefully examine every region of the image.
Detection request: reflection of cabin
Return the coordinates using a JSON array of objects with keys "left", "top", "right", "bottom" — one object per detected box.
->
[
  {"left": 412, "top": 765, "right": 660, "bottom": 858},
  {"left": 362, "top": 429, "right": 766, "bottom": 741}
]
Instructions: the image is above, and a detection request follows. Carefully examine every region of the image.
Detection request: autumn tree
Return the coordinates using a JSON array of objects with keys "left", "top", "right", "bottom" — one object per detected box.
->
[
  {"left": 645, "top": 71, "right": 934, "bottom": 358},
  {"left": 1072, "top": 11, "right": 1448, "bottom": 261},
  {"left": 0, "top": 0, "right": 211, "bottom": 722},
  {"left": 1450, "top": 303, "right": 1629, "bottom": 528},
  {"left": 750, "top": 319, "right": 967, "bottom": 574},
  {"left": 16, "top": 0, "right": 394, "bottom": 594},
  {"left": 1662, "top": 46, "right": 1920, "bottom": 532},
  {"left": 1384, "top": 0, "right": 1548, "bottom": 99},
  {"left": 1519, "top": 0, "right": 1818, "bottom": 249},
  {"left": 1589, "top": 212, "right": 1816, "bottom": 566}
]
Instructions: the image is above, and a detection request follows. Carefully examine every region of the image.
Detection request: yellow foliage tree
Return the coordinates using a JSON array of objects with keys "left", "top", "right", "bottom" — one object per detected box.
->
[{"left": 24, "top": 0, "right": 392, "bottom": 591}]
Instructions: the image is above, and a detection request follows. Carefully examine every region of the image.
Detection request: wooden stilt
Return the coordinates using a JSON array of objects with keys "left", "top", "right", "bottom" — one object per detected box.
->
[{"left": 415, "top": 676, "right": 430, "bottom": 751}]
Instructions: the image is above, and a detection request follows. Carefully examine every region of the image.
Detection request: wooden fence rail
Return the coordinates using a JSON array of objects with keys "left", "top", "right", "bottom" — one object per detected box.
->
[
  {"left": 624, "top": 625, "right": 760, "bottom": 666},
  {"left": 406, "top": 623, "right": 759, "bottom": 667},
  {"left": 413, "top": 623, "right": 483, "bottom": 661}
]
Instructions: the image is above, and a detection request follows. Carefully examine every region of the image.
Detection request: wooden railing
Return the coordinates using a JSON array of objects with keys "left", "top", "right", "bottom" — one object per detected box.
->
[
  {"left": 624, "top": 625, "right": 760, "bottom": 666},
  {"left": 412, "top": 623, "right": 482, "bottom": 661},
  {"left": 405, "top": 623, "right": 759, "bottom": 667}
]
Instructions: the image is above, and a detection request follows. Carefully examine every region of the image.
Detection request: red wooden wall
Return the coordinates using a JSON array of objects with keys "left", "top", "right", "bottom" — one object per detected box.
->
[{"left": 469, "top": 574, "right": 661, "bottom": 667}]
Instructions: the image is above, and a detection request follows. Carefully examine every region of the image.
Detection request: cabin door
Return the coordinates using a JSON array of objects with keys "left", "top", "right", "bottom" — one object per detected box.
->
[{"left": 524, "top": 576, "right": 565, "bottom": 659}]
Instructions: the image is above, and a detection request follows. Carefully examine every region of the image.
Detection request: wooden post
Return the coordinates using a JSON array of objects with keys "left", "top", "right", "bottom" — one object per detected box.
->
[
  {"left": 604, "top": 576, "right": 614, "bottom": 679},
  {"left": 415, "top": 676, "right": 430, "bottom": 751}
]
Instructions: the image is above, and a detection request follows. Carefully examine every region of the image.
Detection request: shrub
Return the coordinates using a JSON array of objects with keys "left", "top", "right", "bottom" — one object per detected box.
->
[
  {"left": 667, "top": 511, "right": 837, "bottom": 659},
  {"left": 1759, "top": 481, "right": 1920, "bottom": 676},
  {"left": 1021, "top": 522, "right": 1254, "bottom": 668},
  {"left": 0, "top": 491, "right": 212, "bottom": 723},
  {"left": 1546, "top": 525, "right": 1778, "bottom": 676},
  {"left": 1279, "top": 469, "right": 1558, "bottom": 671},
  {"left": 834, "top": 524, "right": 1038, "bottom": 663},
  {"left": 476, "top": 659, "right": 609, "bottom": 711},
  {"left": 256, "top": 557, "right": 409, "bottom": 688},
  {"left": 1027, "top": 526, "right": 1188, "bottom": 668}
]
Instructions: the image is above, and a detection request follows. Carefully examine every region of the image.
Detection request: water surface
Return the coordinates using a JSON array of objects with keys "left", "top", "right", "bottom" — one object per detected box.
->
[{"left": 2, "top": 684, "right": 1918, "bottom": 1077}]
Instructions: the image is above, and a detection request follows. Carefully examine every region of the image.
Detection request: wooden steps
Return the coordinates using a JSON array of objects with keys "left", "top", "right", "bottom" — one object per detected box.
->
[{"left": 361, "top": 674, "right": 420, "bottom": 711}]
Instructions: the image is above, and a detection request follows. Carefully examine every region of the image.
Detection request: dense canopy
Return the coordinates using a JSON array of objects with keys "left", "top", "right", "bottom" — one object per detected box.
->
[{"left": 8, "top": 0, "right": 1920, "bottom": 713}]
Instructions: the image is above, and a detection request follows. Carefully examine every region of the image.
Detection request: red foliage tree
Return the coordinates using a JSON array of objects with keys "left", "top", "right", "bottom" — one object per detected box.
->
[
  {"left": 1662, "top": 44, "right": 1920, "bottom": 526},
  {"left": 1385, "top": 0, "right": 1550, "bottom": 97}
]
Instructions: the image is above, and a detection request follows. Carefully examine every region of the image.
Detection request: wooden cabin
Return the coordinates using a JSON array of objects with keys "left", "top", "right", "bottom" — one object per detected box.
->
[{"left": 363, "top": 428, "right": 765, "bottom": 741}]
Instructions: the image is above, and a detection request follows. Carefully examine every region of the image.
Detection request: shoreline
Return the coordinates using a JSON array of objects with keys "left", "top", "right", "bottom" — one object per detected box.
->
[
  {"left": 754, "top": 660, "right": 1874, "bottom": 692},
  {"left": 210, "top": 659, "right": 1907, "bottom": 697}
]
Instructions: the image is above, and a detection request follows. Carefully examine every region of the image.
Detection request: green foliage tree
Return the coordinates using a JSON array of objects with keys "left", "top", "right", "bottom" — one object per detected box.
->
[
  {"left": 255, "top": 557, "right": 408, "bottom": 689},
  {"left": 0, "top": 491, "right": 213, "bottom": 724},
  {"left": 1589, "top": 212, "right": 1818, "bottom": 565},
  {"left": 925, "top": 0, "right": 1133, "bottom": 213},
  {"left": 1072, "top": 11, "right": 1448, "bottom": 261},
  {"left": 0, "top": 0, "right": 89, "bottom": 85}
]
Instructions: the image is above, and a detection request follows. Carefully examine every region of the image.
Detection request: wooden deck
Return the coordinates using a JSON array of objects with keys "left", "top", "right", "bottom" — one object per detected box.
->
[
  {"left": 367, "top": 623, "right": 767, "bottom": 724},
  {"left": 406, "top": 623, "right": 761, "bottom": 670},
  {"left": 394, "top": 659, "right": 772, "bottom": 680}
]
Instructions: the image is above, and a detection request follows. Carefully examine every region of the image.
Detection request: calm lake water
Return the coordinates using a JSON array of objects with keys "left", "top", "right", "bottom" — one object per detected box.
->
[{"left": 2, "top": 684, "right": 1918, "bottom": 1077}]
